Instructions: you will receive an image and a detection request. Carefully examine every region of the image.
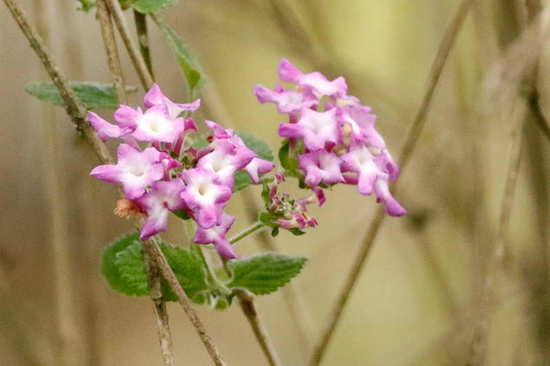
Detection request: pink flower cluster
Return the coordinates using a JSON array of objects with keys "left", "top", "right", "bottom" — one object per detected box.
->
[
  {"left": 88, "top": 85, "right": 274, "bottom": 258},
  {"left": 254, "top": 59, "right": 406, "bottom": 216}
]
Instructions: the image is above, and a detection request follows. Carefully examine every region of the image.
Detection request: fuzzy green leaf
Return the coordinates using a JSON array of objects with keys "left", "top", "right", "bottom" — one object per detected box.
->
[
  {"left": 233, "top": 132, "right": 274, "bottom": 192},
  {"left": 25, "top": 82, "right": 137, "bottom": 110},
  {"left": 237, "top": 131, "right": 274, "bottom": 161},
  {"left": 115, "top": 242, "right": 149, "bottom": 296},
  {"left": 132, "top": 0, "right": 176, "bottom": 14},
  {"left": 155, "top": 20, "right": 203, "bottom": 91},
  {"left": 226, "top": 253, "right": 307, "bottom": 295},
  {"left": 159, "top": 243, "right": 209, "bottom": 302},
  {"left": 101, "top": 233, "right": 143, "bottom": 295}
]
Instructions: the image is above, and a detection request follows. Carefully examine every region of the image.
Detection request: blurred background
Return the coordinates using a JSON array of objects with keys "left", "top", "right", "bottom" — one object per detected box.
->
[{"left": 1, "top": 0, "right": 549, "bottom": 365}]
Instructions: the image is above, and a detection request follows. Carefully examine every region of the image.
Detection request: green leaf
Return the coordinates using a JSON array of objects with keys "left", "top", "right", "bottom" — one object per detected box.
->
[
  {"left": 25, "top": 82, "right": 137, "bottom": 110},
  {"left": 159, "top": 243, "right": 209, "bottom": 303},
  {"left": 101, "top": 233, "right": 144, "bottom": 295},
  {"left": 115, "top": 242, "right": 149, "bottom": 296},
  {"left": 132, "top": 0, "right": 176, "bottom": 14},
  {"left": 226, "top": 253, "right": 307, "bottom": 295},
  {"left": 237, "top": 131, "right": 274, "bottom": 161},
  {"left": 155, "top": 19, "right": 203, "bottom": 91},
  {"left": 232, "top": 131, "right": 274, "bottom": 193}
]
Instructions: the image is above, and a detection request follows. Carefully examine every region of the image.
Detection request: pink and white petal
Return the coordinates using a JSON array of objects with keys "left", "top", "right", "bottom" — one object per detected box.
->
[
  {"left": 374, "top": 179, "right": 406, "bottom": 217},
  {"left": 278, "top": 58, "right": 302, "bottom": 83},
  {"left": 244, "top": 158, "right": 275, "bottom": 183},
  {"left": 114, "top": 105, "right": 140, "bottom": 130},
  {"left": 87, "top": 112, "right": 125, "bottom": 141},
  {"left": 90, "top": 164, "right": 122, "bottom": 184}
]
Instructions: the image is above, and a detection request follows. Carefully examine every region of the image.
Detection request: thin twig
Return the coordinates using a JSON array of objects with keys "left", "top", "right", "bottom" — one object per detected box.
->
[
  {"left": 1, "top": 0, "right": 113, "bottom": 164},
  {"left": 143, "top": 242, "right": 176, "bottom": 366},
  {"left": 133, "top": 10, "right": 155, "bottom": 78},
  {"left": 307, "top": 1, "right": 476, "bottom": 365},
  {"left": 143, "top": 241, "right": 228, "bottom": 366},
  {"left": 236, "top": 290, "right": 283, "bottom": 366},
  {"left": 104, "top": 0, "right": 154, "bottom": 89},
  {"left": 220, "top": 252, "right": 283, "bottom": 366},
  {"left": 96, "top": 0, "right": 126, "bottom": 103},
  {"left": 3, "top": 2, "right": 227, "bottom": 364}
]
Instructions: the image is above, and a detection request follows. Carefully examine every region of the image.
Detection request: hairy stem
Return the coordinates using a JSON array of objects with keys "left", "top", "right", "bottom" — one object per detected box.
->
[
  {"left": 104, "top": 0, "right": 154, "bottom": 89},
  {"left": 144, "top": 241, "right": 228, "bottom": 366},
  {"left": 236, "top": 290, "right": 283, "bottom": 366},
  {"left": 229, "top": 222, "right": 265, "bottom": 244},
  {"left": 133, "top": 10, "right": 154, "bottom": 79},
  {"left": 307, "top": 1, "right": 476, "bottom": 365},
  {"left": 144, "top": 241, "right": 176, "bottom": 366}
]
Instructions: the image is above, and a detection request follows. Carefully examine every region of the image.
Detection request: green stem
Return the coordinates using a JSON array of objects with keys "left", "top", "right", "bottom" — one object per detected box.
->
[{"left": 230, "top": 222, "right": 265, "bottom": 245}]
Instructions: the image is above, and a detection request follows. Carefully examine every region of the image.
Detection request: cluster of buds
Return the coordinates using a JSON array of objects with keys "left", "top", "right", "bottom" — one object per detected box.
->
[
  {"left": 259, "top": 174, "right": 321, "bottom": 236},
  {"left": 255, "top": 59, "right": 406, "bottom": 216},
  {"left": 88, "top": 85, "right": 274, "bottom": 258}
]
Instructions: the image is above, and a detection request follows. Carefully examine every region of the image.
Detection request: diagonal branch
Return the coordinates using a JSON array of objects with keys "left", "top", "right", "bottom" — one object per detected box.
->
[{"left": 307, "top": 1, "right": 477, "bottom": 365}]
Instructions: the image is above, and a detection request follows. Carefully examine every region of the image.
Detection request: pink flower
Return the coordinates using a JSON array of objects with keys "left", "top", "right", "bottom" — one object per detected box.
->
[
  {"left": 298, "top": 150, "right": 344, "bottom": 187},
  {"left": 144, "top": 83, "right": 200, "bottom": 119},
  {"left": 90, "top": 144, "right": 163, "bottom": 199},
  {"left": 193, "top": 213, "right": 237, "bottom": 259},
  {"left": 87, "top": 111, "right": 131, "bottom": 141},
  {"left": 127, "top": 105, "right": 187, "bottom": 144},
  {"left": 180, "top": 168, "right": 232, "bottom": 229},
  {"left": 278, "top": 58, "right": 347, "bottom": 98},
  {"left": 198, "top": 140, "right": 256, "bottom": 187},
  {"left": 254, "top": 84, "right": 317, "bottom": 114},
  {"left": 279, "top": 108, "right": 340, "bottom": 151},
  {"left": 138, "top": 180, "right": 187, "bottom": 240}
]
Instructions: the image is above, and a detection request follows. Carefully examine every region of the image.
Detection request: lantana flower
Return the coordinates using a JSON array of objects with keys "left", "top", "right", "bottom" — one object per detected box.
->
[{"left": 255, "top": 58, "right": 406, "bottom": 217}]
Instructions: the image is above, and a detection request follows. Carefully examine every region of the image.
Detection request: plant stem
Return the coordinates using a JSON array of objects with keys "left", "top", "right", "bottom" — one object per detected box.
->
[
  {"left": 236, "top": 290, "right": 283, "bottom": 366},
  {"left": 144, "top": 240, "right": 228, "bottom": 366},
  {"left": 229, "top": 221, "right": 265, "bottom": 244},
  {"left": 133, "top": 10, "right": 154, "bottom": 78},
  {"left": 307, "top": 1, "right": 476, "bottom": 365},
  {"left": 1, "top": 0, "right": 113, "bottom": 164},
  {"left": 96, "top": 0, "right": 126, "bottom": 103},
  {"left": 104, "top": 0, "right": 154, "bottom": 89},
  {"left": 144, "top": 241, "right": 176, "bottom": 366}
]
